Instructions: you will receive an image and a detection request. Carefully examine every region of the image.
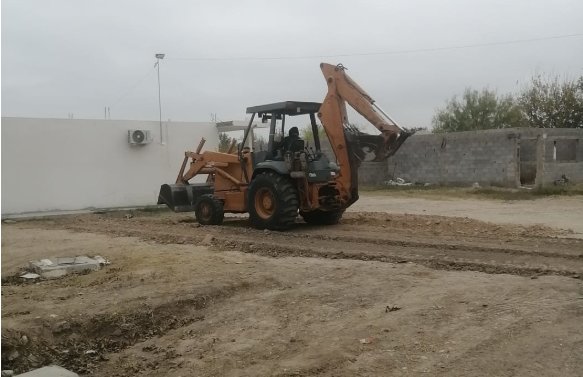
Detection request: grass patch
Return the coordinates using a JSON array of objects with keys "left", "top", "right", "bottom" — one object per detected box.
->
[
  {"left": 473, "top": 185, "right": 583, "bottom": 199},
  {"left": 469, "top": 188, "right": 537, "bottom": 200}
]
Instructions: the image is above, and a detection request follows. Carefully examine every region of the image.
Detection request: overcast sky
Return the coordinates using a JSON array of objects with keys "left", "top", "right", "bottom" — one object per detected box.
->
[{"left": 2, "top": 0, "right": 583, "bottom": 131}]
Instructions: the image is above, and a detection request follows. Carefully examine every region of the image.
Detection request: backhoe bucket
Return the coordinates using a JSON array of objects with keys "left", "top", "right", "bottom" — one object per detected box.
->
[
  {"left": 349, "top": 131, "right": 413, "bottom": 162},
  {"left": 157, "top": 183, "right": 213, "bottom": 212}
]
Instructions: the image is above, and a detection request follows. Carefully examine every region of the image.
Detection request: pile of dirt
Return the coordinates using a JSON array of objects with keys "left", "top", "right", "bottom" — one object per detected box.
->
[
  {"left": 29, "top": 209, "right": 571, "bottom": 242},
  {"left": 341, "top": 212, "right": 570, "bottom": 238}
]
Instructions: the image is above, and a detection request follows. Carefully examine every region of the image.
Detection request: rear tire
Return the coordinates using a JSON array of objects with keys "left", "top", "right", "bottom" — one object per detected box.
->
[
  {"left": 248, "top": 172, "right": 298, "bottom": 230},
  {"left": 300, "top": 209, "right": 344, "bottom": 225},
  {"left": 195, "top": 194, "right": 224, "bottom": 225}
]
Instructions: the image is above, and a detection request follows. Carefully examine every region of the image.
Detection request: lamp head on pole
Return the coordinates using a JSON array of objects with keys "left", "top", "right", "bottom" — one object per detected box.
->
[{"left": 155, "top": 53, "right": 165, "bottom": 59}]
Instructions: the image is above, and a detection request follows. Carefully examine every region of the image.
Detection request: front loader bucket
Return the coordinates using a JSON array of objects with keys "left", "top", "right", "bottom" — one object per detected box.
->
[{"left": 157, "top": 183, "right": 213, "bottom": 212}]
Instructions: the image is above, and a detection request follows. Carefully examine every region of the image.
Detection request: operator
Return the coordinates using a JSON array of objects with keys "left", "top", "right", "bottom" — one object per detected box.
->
[{"left": 283, "top": 126, "right": 301, "bottom": 151}]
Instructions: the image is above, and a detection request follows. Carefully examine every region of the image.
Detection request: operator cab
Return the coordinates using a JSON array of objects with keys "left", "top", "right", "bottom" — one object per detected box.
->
[
  {"left": 246, "top": 101, "right": 321, "bottom": 159},
  {"left": 240, "top": 101, "right": 339, "bottom": 182}
]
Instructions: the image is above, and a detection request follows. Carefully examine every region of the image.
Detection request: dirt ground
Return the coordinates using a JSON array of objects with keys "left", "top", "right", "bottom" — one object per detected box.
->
[
  {"left": 2, "top": 196, "right": 583, "bottom": 376},
  {"left": 352, "top": 193, "right": 583, "bottom": 237}
]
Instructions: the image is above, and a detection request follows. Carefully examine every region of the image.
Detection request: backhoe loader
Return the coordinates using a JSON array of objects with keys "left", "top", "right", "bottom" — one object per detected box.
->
[{"left": 157, "top": 63, "right": 411, "bottom": 230}]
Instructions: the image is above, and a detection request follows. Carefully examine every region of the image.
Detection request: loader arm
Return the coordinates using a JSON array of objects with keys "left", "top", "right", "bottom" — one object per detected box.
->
[{"left": 318, "top": 63, "right": 411, "bottom": 205}]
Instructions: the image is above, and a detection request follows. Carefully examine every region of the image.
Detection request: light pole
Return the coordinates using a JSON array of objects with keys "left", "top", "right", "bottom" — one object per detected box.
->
[{"left": 155, "top": 53, "right": 165, "bottom": 143}]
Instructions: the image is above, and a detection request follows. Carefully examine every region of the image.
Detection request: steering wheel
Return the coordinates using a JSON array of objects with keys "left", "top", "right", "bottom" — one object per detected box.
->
[{"left": 303, "top": 144, "right": 315, "bottom": 161}]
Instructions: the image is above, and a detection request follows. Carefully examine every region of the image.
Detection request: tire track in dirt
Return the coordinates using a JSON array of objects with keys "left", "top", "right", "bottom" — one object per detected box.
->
[
  {"left": 19, "top": 213, "right": 583, "bottom": 279},
  {"left": 31, "top": 213, "right": 583, "bottom": 259},
  {"left": 264, "top": 229, "right": 583, "bottom": 260}
]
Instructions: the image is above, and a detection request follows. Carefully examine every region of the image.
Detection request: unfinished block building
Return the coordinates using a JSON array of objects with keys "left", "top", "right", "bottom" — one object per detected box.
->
[{"left": 357, "top": 128, "right": 583, "bottom": 187}]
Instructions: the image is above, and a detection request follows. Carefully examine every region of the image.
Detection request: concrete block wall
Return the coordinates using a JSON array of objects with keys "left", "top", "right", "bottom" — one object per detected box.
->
[
  {"left": 313, "top": 127, "right": 582, "bottom": 188},
  {"left": 1, "top": 117, "right": 219, "bottom": 214},
  {"left": 543, "top": 161, "right": 583, "bottom": 184},
  {"left": 358, "top": 161, "right": 389, "bottom": 186},
  {"left": 387, "top": 129, "right": 520, "bottom": 187},
  {"left": 540, "top": 131, "right": 583, "bottom": 185},
  {"left": 513, "top": 128, "right": 582, "bottom": 185}
]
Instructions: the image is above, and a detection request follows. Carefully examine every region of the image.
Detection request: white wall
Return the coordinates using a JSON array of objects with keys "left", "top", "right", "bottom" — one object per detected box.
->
[{"left": 1, "top": 117, "right": 219, "bottom": 214}]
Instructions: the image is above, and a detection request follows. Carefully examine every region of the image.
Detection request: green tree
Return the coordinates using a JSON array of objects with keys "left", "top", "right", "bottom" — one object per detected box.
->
[
  {"left": 519, "top": 75, "right": 583, "bottom": 128},
  {"left": 432, "top": 88, "right": 525, "bottom": 133},
  {"left": 301, "top": 124, "right": 326, "bottom": 141},
  {"left": 253, "top": 135, "right": 268, "bottom": 151},
  {"left": 218, "top": 132, "right": 231, "bottom": 152}
]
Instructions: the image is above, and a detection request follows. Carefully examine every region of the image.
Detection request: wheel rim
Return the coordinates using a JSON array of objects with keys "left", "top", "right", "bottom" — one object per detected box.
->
[
  {"left": 199, "top": 202, "right": 212, "bottom": 221},
  {"left": 255, "top": 188, "right": 275, "bottom": 220}
]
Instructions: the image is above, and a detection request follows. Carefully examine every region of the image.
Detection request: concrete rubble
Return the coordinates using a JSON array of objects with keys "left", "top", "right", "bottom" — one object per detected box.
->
[
  {"left": 14, "top": 366, "right": 78, "bottom": 377},
  {"left": 28, "top": 256, "right": 110, "bottom": 279},
  {"left": 383, "top": 177, "right": 413, "bottom": 186},
  {"left": 19, "top": 273, "right": 41, "bottom": 280}
]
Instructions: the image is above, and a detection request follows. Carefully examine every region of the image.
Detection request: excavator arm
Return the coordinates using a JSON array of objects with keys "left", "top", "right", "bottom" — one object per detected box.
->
[
  {"left": 319, "top": 63, "right": 410, "bottom": 159},
  {"left": 318, "top": 63, "right": 411, "bottom": 205}
]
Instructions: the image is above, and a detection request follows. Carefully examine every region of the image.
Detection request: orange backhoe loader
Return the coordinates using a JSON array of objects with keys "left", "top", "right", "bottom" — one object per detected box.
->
[{"left": 157, "top": 63, "right": 411, "bottom": 230}]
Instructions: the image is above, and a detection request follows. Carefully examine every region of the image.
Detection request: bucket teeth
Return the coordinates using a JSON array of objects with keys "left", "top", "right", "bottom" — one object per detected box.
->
[{"left": 383, "top": 130, "right": 413, "bottom": 160}]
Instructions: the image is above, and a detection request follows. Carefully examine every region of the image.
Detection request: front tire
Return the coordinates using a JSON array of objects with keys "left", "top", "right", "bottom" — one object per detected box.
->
[
  {"left": 195, "top": 194, "right": 224, "bottom": 225},
  {"left": 248, "top": 172, "right": 298, "bottom": 230}
]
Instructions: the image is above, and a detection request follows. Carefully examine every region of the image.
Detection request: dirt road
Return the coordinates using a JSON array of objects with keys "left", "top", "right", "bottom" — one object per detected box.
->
[{"left": 2, "top": 208, "right": 582, "bottom": 376}]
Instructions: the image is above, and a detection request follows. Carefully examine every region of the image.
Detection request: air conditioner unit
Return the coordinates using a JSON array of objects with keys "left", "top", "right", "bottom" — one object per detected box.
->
[{"left": 128, "top": 129, "right": 152, "bottom": 145}]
